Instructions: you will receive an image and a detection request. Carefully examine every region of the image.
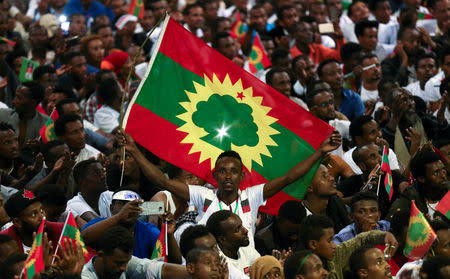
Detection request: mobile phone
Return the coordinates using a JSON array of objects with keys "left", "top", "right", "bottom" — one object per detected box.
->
[
  {"left": 318, "top": 23, "right": 334, "bottom": 34},
  {"left": 139, "top": 201, "right": 165, "bottom": 215}
]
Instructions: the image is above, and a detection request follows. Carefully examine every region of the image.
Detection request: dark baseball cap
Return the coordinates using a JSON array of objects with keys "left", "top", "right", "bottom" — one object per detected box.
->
[{"left": 5, "top": 189, "right": 41, "bottom": 218}]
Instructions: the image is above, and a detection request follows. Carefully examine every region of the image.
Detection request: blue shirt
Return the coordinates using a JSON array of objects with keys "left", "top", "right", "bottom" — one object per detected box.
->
[
  {"left": 63, "top": 0, "right": 114, "bottom": 26},
  {"left": 82, "top": 218, "right": 160, "bottom": 259},
  {"left": 333, "top": 220, "right": 391, "bottom": 244},
  {"left": 338, "top": 88, "right": 365, "bottom": 121}
]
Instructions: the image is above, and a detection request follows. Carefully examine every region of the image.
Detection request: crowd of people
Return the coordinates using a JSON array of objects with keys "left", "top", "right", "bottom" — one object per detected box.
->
[{"left": 0, "top": 0, "right": 449, "bottom": 278}]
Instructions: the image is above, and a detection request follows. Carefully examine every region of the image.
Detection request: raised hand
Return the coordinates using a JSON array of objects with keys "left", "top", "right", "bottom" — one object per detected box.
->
[{"left": 319, "top": 131, "right": 342, "bottom": 153}]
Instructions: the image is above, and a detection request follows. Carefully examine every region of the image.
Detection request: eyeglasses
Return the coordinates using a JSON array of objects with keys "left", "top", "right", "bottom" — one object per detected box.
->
[{"left": 314, "top": 100, "right": 334, "bottom": 108}]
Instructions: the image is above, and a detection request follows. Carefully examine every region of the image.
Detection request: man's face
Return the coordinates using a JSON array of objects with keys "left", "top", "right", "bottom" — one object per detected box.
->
[
  {"left": 361, "top": 57, "right": 382, "bottom": 83},
  {"left": 29, "top": 27, "right": 49, "bottom": 48},
  {"left": 314, "top": 228, "right": 336, "bottom": 261},
  {"left": 271, "top": 71, "right": 291, "bottom": 97},
  {"left": 359, "top": 143, "right": 381, "bottom": 172},
  {"left": 310, "top": 164, "right": 337, "bottom": 197},
  {"left": 69, "top": 55, "right": 88, "bottom": 82},
  {"left": 213, "top": 157, "right": 243, "bottom": 195},
  {"left": 194, "top": 233, "right": 219, "bottom": 254},
  {"left": 150, "top": 1, "right": 169, "bottom": 22},
  {"left": 61, "top": 120, "right": 85, "bottom": 150},
  {"left": 311, "top": 91, "right": 336, "bottom": 121},
  {"left": 358, "top": 120, "right": 382, "bottom": 145},
  {"left": 416, "top": 58, "right": 438, "bottom": 85},
  {"left": 404, "top": 0, "right": 421, "bottom": 8},
  {"left": 61, "top": 102, "right": 82, "bottom": 118},
  {"left": 310, "top": 4, "right": 328, "bottom": 23},
  {"left": 69, "top": 15, "right": 87, "bottom": 37},
  {"left": 279, "top": 8, "right": 298, "bottom": 31},
  {"left": 435, "top": 229, "right": 450, "bottom": 257},
  {"left": 97, "top": 27, "right": 115, "bottom": 51},
  {"left": 351, "top": 200, "right": 381, "bottom": 233},
  {"left": 277, "top": 219, "right": 299, "bottom": 245},
  {"left": 139, "top": 10, "right": 155, "bottom": 32},
  {"left": 430, "top": 0, "right": 450, "bottom": 31},
  {"left": 320, "top": 62, "right": 343, "bottom": 90},
  {"left": 84, "top": 162, "right": 107, "bottom": 192},
  {"left": 273, "top": 55, "right": 292, "bottom": 72},
  {"left": 373, "top": 1, "right": 392, "bottom": 24},
  {"left": 400, "top": 29, "right": 420, "bottom": 57},
  {"left": 203, "top": 2, "right": 218, "bottom": 22},
  {"left": 349, "top": 2, "right": 369, "bottom": 22},
  {"left": 217, "top": 19, "right": 231, "bottom": 33},
  {"left": 186, "top": 7, "right": 204, "bottom": 30},
  {"left": 111, "top": 0, "right": 128, "bottom": 17},
  {"left": 294, "top": 22, "right": 314, "bottom": 45},
  {"left": 423, "top": 160, "right": 447, "bottom": 190},
  {"left": 0, "top": 129, "right": 19, "bottom": 160},
  {"left": 46, "top": 144, "right": 69, "bottom": 169},
  {"left": 262, "top": 39, "right": 275, "bottom": 60},
  {"left": 217, "top": 36, "right": 237, "bottom": 60},
  {"left": 363, "top": 248, "right": 392, "bottom": 279},
  {"left": 442, "top": 55, "right": 450, "bottom": 78},
  {"left": 13, "top": 86, "right": 36, "bottom": 113},
  {"left": 249, "top": 8, "right": 267, "bottom": 33},
  {"left": 302, "top": 253, "right": 329, "bottom": 279},
  {"left": 221, "top": 215, "right": 250, "bottom": 248},
  {"left": 102, "top": 248, "right": 132, "bottom": 279},
  {"left": 188, "top": 251, "right": 221, "bottom": 279},
  {"left": 110, "top": 200, "right": 139, "bottom": 225},
  {"left": 325, "top": 0, "right": 342, "bottom": 18},
  {"left": 0, "top": 240, "right": 19, "bottom": 264},
  {"left": 358, "top": 28, "right": 378, "bottom": 51},
  {"left": 38, "top": 73, "right": 58, "bottom": 92},
  {"left": 46, "top": 93, "right": 66, "bottom": 115},
  {"left": 17, "top": 202, "right": 45, "bottom": 235},
  {"left": 177, "top": 169, "right": 206, "bottom": 186}
]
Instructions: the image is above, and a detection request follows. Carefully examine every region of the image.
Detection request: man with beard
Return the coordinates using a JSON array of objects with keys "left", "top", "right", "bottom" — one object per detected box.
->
[
  {"left": 382, "top": 88, "right": 450, "bottom": 167},
  {"left": 57, "top": 52, "right": 88, "bottom": 97},
  {"left": 82, "top": 226, "right": 189, "bottom": 279},
  {"left": 388, "top": 150, "right": 449, "bottom": 220},
  {"left": 0, "top": 189, "right": 63, "bottom": 254},
  {"left": 206, "top": 210, "right": 260, "bottom": 276},
  {"left": 81, "top": 190, "right": 160, "bottom": 259},
  {"left": 349, "top": 246, "right": 392, "bottom": 279},
  {"left": 359, "top": 54, "right": 382, "bottom": 116}
]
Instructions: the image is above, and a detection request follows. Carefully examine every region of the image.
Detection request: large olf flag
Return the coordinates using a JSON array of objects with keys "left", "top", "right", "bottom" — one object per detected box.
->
[
  {"left": 436, "top": 190, "right": 450, "bottom": 219},
  {"left": 57, "top": 212, "right": 89, "bottom": 261},
  {"left": 380, "top": 146, "right": 393, "bottom": 201},
  {"left": 231, "top": 12, "right": 247, "bottom": 40},
  {"left": 151, "top": 222, "right": 167, "bottom": 261},
  {"left": 39, "top": 109, "right": 59, "bottom": 143},
  {"left": 403, "top": 201, "right": 437, "bottom": 260},
  {"left": 123, "top": 16, "right": 334, "bottom": 215},
  {"left": 248, "top": 33, "right": 271, "bottom": 74},
  {"left": 128, "top": 0, "right": 145, "bottom": 19},
  {"left": 24, "top": 218, "right": 45, "bottom": 278}
]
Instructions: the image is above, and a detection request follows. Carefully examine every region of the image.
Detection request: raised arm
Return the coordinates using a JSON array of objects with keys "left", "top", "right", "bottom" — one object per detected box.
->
[
  {"left": 263, "top": 131, "right": 342, "bottom": 199},
  {"left": 119, "top": 132, "right": 190, "bottom": 201}
]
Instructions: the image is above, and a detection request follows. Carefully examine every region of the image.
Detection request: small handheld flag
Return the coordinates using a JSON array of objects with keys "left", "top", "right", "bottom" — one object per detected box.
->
[
  {"left": 248, "top": 33, "right": 271, "bottom": 74},
  {"left": 436, "top": 191, "right": 450, "bottom": 220},
  {"left": 403, "top": 201, "right": 437, "bottom": 260},
  {"left": 56, "top": 212, "right": 89, "bottom": 262},
  {"left": 417, "top": 12, "right": 433, "bottom": 20},
  {"left": 380, "top": 146, "right": 393, "bottom": 201},
  {"left": 19, "top": 58, "right": 39, "bottom": 82},
  {"left": 39, "top": 109, "right": 59, "bottom": 143},
  {"left": 128, "top": 0, "right": 145, "bottom": 19},
  {"left": 0, "top": 36, "right": 16, "bottom": 46},
  {"left": 231, "top": 12, "right": 247, "bottom": 40},
  {"left": 151, "top": 222, "right": 167, "bottom": 261},
  {"left": 23, "top": 218, "right": 46, "bottom": 279}
]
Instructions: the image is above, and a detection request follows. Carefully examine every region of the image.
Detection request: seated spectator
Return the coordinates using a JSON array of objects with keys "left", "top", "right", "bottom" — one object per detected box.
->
[
  {"left": 186, "top": 247, "right": 223, "bottom": 279},
  {"left": 266, "top": 67, "right": 308, "bottom": 110},
  {"left": 1, "top": 189, "right": 63, "bottom": 254},
  {"left": 45, "top": 86, "right": 76, "bottom": 115},
  {"left": 67, "top": 13, "right": 87, "bottom": 37},
  {"left": 358, "top": 54, "right": 383, "bottom": 115},
  {"left": 430, "top": 219, "right": 450, "bottom": 258},
  {"left": 0, "top": 123, "right": 20, "bottom": 180},
  {"left": 405, "top": 53, "right": 438, "bottom": 107},
  {"left": 32, "top": 65, "right": 58, "bottom": 115},
  {"left": 292, "top": 55, "right": 317, "bottom": 97},
  {"left": 57, "top": 52, "right": 88, "bottom": 97},
  {"left": 283, "top": 250, "right": 328, "bottom": 279},
  {"left": 354, "top": 20, "right": 387, "bottom": 61},
  {"left": 334, "top": 192, "right": 390, "bottom": 244},
  {"left": 349, "top": 245, "right": 392, "bottom": 279},
  {"left": 67, "top": 159, "right": 113, "bottom": 227},
  {"left": 254, "top": 200, "right": 306, "bottom": 255},
  {"left": 206, "top": 210, "right": 260, "bottom": 276},
  {"left": 81, "top": 226, "right": 189, "bottom": 278},
  {"left": 39, "top": 184, "right": 68, "bottom": 222},
  {"left": 250, "top": 255, "right": 284, "bottom": 279},
  {"left": 419, "top": 256, "right": 450, "bottom": 279},
  {"left": 94, "top": 78, "right": 122, "bottom": 133}
]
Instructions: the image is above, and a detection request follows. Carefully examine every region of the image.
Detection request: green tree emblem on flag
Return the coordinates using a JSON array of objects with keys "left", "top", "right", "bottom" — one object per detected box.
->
[
  {"left": 404, "top": 217, "right": 431, "bottom": 255},
  {"left": 177, "top": 74, "right": 279, "bottom": 170}
]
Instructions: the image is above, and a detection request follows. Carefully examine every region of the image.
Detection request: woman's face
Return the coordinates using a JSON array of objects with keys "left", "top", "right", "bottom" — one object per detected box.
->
[{"left": 87, "top": 39, "right": 105, "bottom": 64}]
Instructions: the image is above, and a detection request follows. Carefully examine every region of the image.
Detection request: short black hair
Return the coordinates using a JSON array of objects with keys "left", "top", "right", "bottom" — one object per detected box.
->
[
  {"left": 91, "top": 24, "right": 111, "bottom": 35},
  {"left": 21, "top": 82, "right": 45, "bottom": 103},
  {"left": 317, "top": 58, "right": 340, "bottom": 78},
  {"left": 179, "top": 225, "right": 212, "bottom": 258},
  {"left": 439, "top": 46, "right": 450, "bottom": 65},
  {"left": 271, "top": 48, "right": 290, "bottom": 66},
  {"left": 297, "top": 215, "right": 334, "bottom": 250},
  {"left": 0, "top": 253, "right": 27, "bottom": 279},
  {"left": 389, "top": 209, "right": 410, "bottom": 237},
  {"left": 166, "top": 164, "right": 183, "bottom": 180},
  {"left": 98, "top": 226, "right": 134, "bottom": 255},
  {"left": 38, "top": 184, "right": 67, "bottom": 206},
  {"left": 291, "top": 54, "right": 309, "bottom": 73},
  {"left": 266, "top": 67, "right": 289, "bottom": 86},
  {"left": 350, "top": 191, "right": 379, "bottom": 213},
  {"left": 54, "top": 113, "right": 82, "bottom": 137},
  {"left": 212, "top": 31, "right": 231, "bottom": 49},
  {"left": 349, "top": 245, "right": 372, "bottom": 277},
  {"left": 420, "top": 256, "right": 450, "bottom": 279},
  {"left": 40, "top": 140, "right": 66, "bottom": 160},
  {"left": 440, "top": 77, "right": 450, "bottom": 97},
  {"left": 32, "top": 65, "right": 56, "bottom": 81},
  {"left": 434, "top": 138, "right": 450, "bottom": 150},
  {"left": 410, "top": 150, "right": 442, "bottom": 180},
  {"left": 415, "top": 52, "right": 437, "bottom": 69},
  {"left": 277, "top": 5, "right": 294, "bottom": 20},
  {"left": 430, "top": 219, "right": 450, "bottom": 232},
  {"left": 63, "top": 52, "right": 84, "bottom": 65},
  {"left": 183, "top": 3, "right": 202, "bottom": 16},
  {"left": 354, "top": 20, "right": 378, "bottom": 38},
  {"left": 0, "top": 234, "right": 13, "bottom": 245},
  {"left": 186, "top": 247, "right": 217, "bottom": 264},
  {"left": 278, "top": 200, "right": 306, "bottom": 224},
  {"left": 305, "top": 80, "right": 330, "bottom": 107},
  {"left": 369, "top": 0, "right": 389, "bottom": 11},
  {"left": 95, "top": 69, "right": 115, "bottom": 84},
  {"left": 52, "top": 86, "right": 76, "bottom": 99},
  {"left": 349, "top": 115, "right": 373, "bottom": 142},
  {"left": 97, "top": 78, "right": 121, "bottom": 105},
  {"left": 284, "top": 250, "right": 313, "bottom": 278},
  {"left": 397, "top": 26, "right": 416, "bottom": 40},
  {"left": 359, "top": 53, "right": 378, "bottom": 65},
  {"left": 73, "top": 159, "right": 98, "bottom": 184},
  {"left": 55, "top": 98, "right": 78, "bottom": 115},
  {"left": 0, "top": 122, "right": 14, "bottom": 132},
  {"left": 340, "top": 42, "right": 363, "bottom": 63},
  {"left": 206, "top": 210, "right": 234, "bottom": 239},
  {"left": 347, "top": 0, "right": 367, "bottom": 18},
  {"left": 216, "top": 150, "right": 242, "bottom": 169}
]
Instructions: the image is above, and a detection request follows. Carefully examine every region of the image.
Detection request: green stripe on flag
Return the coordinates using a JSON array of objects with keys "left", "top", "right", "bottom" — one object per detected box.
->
[
  {"left": 63, "top": 224, "right": 79, "bottom": 239},
  {"left": 27, "top": 266, "right": 36, "bottom": 278}
]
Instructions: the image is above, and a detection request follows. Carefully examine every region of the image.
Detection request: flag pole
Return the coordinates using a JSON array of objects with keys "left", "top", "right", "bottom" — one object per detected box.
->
[
  {"left": 118, "top": 13, "right": 168, "bottom": 187},
  {"left": 51, "top": 212, "right": 70, "bottom": 265},
  {"left": 376, "top": 172, "right": 381, "bottom": 196}
]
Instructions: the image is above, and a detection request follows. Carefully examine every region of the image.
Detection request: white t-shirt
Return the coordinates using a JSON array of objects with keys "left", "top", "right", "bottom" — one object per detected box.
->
[
  {"left": 94, "top": 105, "right": 120, "bottom": 134},
  {"left": 343, "top": 147, "right": 400, "bottom": 175},
  {"left": 360, "top": 87, "right": 379, "bottom": 103},
  {"left": 189, "top": 184, "right": 266, "bottom": 239},
  {"left": 75, "top": 144, "right": 101, "bottom": 164},
  {"left": 67, "top": 191, "right": 113, "bottom": 218},
  {"left": 424, "top": 71, "right": 445, "bottom": 103},
  {"left": 219, "top": 245, "right": 261, "bottom": 276}
]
